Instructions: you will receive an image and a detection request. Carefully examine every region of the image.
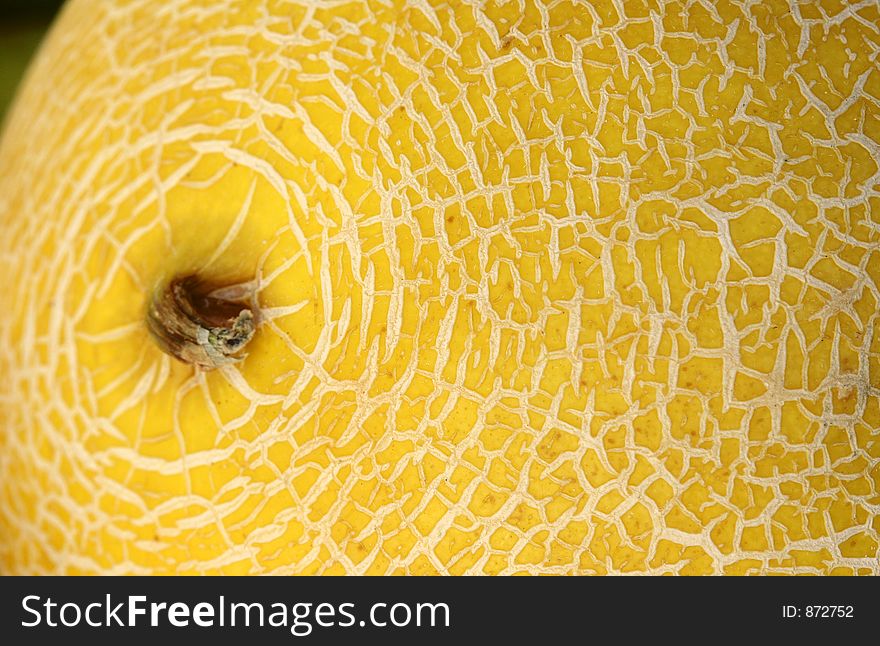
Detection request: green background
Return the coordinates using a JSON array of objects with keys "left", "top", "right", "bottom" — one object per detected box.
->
[{"left": 0, "top": 0, "right": 64, "bottom": 121}]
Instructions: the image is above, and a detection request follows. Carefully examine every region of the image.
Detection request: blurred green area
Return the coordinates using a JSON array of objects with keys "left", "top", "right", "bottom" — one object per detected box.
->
[
  {"left": 0, "top": 25, "right": 48, "bottom": 120},
  {"left": 0, "top": 0, "right": 65, "bottom": 121}
]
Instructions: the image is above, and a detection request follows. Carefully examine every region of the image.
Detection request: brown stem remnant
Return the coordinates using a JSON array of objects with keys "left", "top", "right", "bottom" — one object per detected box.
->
[{"left": 147, "top": 275, "right": 256, "bottom": 370}]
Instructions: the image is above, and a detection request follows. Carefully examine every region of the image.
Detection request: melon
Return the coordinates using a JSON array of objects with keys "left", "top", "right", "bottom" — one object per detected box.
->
[{"left": 0, "top": 0, "right": 878, "bottom": 575}]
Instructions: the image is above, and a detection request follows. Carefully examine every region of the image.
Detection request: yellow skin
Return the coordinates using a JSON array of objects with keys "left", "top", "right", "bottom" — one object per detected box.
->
[{"left": 0, "top": 0, "right": 878, "bottom": 575}]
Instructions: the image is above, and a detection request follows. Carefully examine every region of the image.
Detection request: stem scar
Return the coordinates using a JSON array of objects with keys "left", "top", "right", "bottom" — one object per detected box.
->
[{"left": 146, "top": 275, "right": 256, "bottom": 370}]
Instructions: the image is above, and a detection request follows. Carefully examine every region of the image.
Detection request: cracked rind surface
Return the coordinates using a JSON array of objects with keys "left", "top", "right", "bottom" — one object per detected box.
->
[{"left": 0, "top": 0, "right": 879, "bottom": 575}]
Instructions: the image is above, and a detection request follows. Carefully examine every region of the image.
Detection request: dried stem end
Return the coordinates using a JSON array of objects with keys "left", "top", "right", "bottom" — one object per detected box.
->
[{"left": 147, "top": 275, "right": 256, "bottom": 370}]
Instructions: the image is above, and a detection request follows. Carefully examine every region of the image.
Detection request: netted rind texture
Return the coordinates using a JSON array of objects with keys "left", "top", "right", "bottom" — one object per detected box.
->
[{"left": 0, "top": 0, "right": 878, "bottom": 574}]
